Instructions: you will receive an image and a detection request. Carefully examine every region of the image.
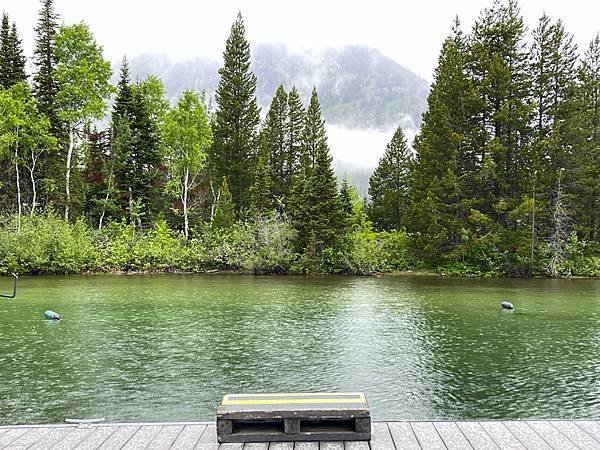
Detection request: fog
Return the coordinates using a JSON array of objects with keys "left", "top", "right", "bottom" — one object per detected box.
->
[{"left": 2, "top": 0, "right": 599, "bottom": 82}]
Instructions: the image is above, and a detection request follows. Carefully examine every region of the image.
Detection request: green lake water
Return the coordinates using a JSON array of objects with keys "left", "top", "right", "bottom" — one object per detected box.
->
[{"left": 1, "top": 274, "right": 600, "bottom": 424}]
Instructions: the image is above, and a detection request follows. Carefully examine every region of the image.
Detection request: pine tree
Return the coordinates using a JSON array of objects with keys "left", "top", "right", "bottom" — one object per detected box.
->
[
  {"left": 339, "top": 176, "right": 354, "bottom": 232},
  {"left": 112, "top": 57, "right": 133, "bottom": 123},
  {"left": 0, "top": 14, "right": 11, "bottom": 88},
  {"left": 0, "top": 15, "right": 26, "bottom": 89},
  {"left": 250, "top": 151, "right": 272, "bottom": 217},
  {"left": 212, "top": 176, "right": 235, "bottom": 228},
  {"left": 407, "top": 19, "right": 476, "bottom": 262},
  {"left": 111, "top": 60, "right": 164, "bottom": 226},
  {"left": 291, "top": 88, "right": 343, "bottom": 251},
  {"left": 8, "top": 23, "right": 27, "bottom": 86},
  {"left": 32, "top": 0, "right": 60, "bottom": 131},
  {"left": 209, "top": 13, "right": 260, "bottom": 215},
  {"left": 469, "top": 0, "right": 533, "bottom": 224},
  {"left": 574, "top": 35, "right": 600, "bottom": 240},
  {"left": 260, "top": 86, "right": 288, "bottom": 200},
  {"left": 369, "top": 126, "right": 412, "bottom": 231},
  {"left": 286, "top": 86, "right": 305, "bottom": 186},
  {"left": 529, "top": 14, "right": 579, "bottom": 261}
]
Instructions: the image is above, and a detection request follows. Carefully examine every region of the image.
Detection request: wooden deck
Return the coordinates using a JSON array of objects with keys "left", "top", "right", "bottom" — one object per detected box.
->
[{"left": 1, "top": 420, "right": 600, "bottom": 449}]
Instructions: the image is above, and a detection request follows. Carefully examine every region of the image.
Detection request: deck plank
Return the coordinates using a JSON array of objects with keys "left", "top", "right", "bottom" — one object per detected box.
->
[
  {"left": 410, "top": 422, "right": 445, "bottom": 449},
  {"left": 146, "top": 424, "right": 184, "bottom": 449},
  {"left": 370, "top": 422, "right": 395, "bottom": 450},
  {"left": 387, "top": 422, "right": 420, "bottom": 450},
  {"left": 172, "top": 424, "right": 208, "bottom": 449},
  {"left": 1, "top": 420, "right": 600, "bottom": 449},
  {"left": 457, "top": 422, "right": 498, "bottom": 449},
  {"left": 577, "top": 421, "right": 600, "bottom": 443},
  {"left": 28, "top": 427, "right": 76, "bottom": 450},
  {"left": 196, "top": 424, "right": 219, "bottom": 450},
  {"left": 320, "top": 442, "right": 345, "bottom": 450},
  {"left": 501, "top": 422, "right": 550, "bottom": 450},
  {"left": 526, "top": 421, "right": 577, "bottom": 449},
  {"left": 434, "top": 422, "right": 472, "bottom": 449},
  {"left": 478, "top": 422, "right": 525, "bottom": 449},
  {"left": 5, "top": 427, "right": 53, "bottom": 449},
  {"left": 121, "top": 424, "right": 162, "bottom": 449},
  {"left": 345, "top": 441, "right": 370, "bottom": 450},
  {"left": 50, "top": 426, "right": 97, "bottom": 449},
  {"left": 0, "top": 428, "right": 31, "bottom": 448},
  {"left": 243, "top": 443, "right": 270, "bottom": 450},
  {"left": 295, "top": 442, "right": 319, "bottom": 450},
  {"left": 221, "top": 444, "right": 244, "bottom": 450},
  {"left": 551, "top": 421, "right": 600, "bottom": 449},
  {"left": 75, "top": 425, "right": 119, "bottom": 449},
  {"left": 268, "top": 443, "right": 294, "bottom": 450},
  {"left": 97, "top": 425, "right": 140, "bottom": 449}
]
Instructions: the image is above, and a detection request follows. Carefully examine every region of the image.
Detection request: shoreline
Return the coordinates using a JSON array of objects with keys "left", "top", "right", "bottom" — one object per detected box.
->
[{"left": 3, "top": 269, "right": 599, "bottom": 280}]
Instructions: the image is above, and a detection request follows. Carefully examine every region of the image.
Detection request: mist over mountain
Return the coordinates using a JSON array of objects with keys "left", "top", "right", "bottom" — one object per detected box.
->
[
  {"left": 125, "top": 44, "right": 430, "bottom": 197},
  {"left": 127, "top": 44, "right": 429, "bottom": 131}
]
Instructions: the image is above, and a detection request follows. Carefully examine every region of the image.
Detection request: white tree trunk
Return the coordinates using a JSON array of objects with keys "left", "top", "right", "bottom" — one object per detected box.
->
[
  {"left": 98, "top": 171, "right": 113, "bottom": 231},
  {"left": 64, "top": 126, "right": 75, "bottom": 221},
  {"left": 183, "top": 167, "right": 190, "bottom": 239},
  {"left": 28, "top": 150, "right": 38, "bottom": 216},
  {"left": 14, "top": 132, "right": 22, "bottom": 231}
]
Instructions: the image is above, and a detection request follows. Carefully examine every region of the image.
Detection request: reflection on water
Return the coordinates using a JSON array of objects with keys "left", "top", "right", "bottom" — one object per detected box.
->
[{"left": 1, "top": 274, "right": 600, "bottom": 424}]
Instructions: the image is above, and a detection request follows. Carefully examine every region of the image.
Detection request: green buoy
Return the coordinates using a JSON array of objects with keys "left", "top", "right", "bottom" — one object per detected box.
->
[{"left": 44, "top": 310, "right": 60, "bottom": 320}]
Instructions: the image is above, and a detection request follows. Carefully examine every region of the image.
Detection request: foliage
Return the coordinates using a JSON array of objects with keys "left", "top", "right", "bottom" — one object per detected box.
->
[
  {"left": 368, "top": 126, "right": 412, "bottom": 231},
  {"left": 164, "top": 90, "right": 212, "bottom": 237},
  {"left": 209, "top": 12, "right": 260, "bottom": 214},
  {"left": 0, "top": 13, "right": 27, "bottom": 89},
  {"left": 212, "top": 176, "right": 235, "bottom": 228}
]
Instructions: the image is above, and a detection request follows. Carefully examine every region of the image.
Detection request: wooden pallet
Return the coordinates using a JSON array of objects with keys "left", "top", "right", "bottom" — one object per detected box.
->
[{"left": 216, "top": 392, "right": 371, "bottom": 443}]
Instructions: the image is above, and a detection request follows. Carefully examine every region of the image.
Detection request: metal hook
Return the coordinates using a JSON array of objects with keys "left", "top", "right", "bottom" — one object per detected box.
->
[{"left": 0, "top": 273, "right": 18, "bottom": 299}]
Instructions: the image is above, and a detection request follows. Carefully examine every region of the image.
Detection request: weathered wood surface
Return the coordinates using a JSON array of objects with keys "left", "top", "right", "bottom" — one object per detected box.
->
[
  {"left": 217, "top": 393, "right": 370, "bottom": 443},
  {"left": 1, "top": 420, "right": 600, "bottom": 449}
]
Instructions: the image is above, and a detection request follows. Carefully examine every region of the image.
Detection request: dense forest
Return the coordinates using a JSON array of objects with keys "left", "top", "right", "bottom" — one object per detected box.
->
[{"left": 1, "top": 0, "right": 600, "bottom": 277}]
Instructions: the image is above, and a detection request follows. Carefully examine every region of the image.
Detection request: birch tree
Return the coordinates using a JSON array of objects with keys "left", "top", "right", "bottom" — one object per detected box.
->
[
  {"left": 54, "top": 22, "right": 113, "bottom": 220},
  {"left": 0, "top": 83, "right": 55, "bottom": 227},
  {"left": 164, "top": 90, "right": 212, "bottom": 238}
]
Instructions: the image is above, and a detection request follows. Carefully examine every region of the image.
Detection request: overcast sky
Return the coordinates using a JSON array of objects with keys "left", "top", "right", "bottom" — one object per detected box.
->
[{"left": 3, "top": 0, "right": 600, "bottom": 81}]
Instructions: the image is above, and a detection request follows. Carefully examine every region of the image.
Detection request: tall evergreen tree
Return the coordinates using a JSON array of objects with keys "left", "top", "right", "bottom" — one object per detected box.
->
[
  {"left": 408, "top": 19, "right": 477, "bottom": 262},
  {"left": 250, "top": 151, "right": 272, "bottom": 217},
  {"left": 112, "top": 57, "right": 133, "bottom": 123},
  {"left": 574, "top": 35, "right": 600, "bottom": 240},
  {"left": 339, "top": 176, "right": 354, "bottom": 233},
  {"left": 369, "top": 126, "right": 412, "bottom": 231},
  {"left": 8, "top": 23, "right": 26, "bottom": 85},
  {"left": 260, "top": 86, "right": 288, "bottom": 200},
  {"left": 111, "top": 60, "right": 165, "bottom": 226},
  {"left": 529, "top": 14, "right": 578, "bottom": 261},
  {"left": 291, "top": 88, "right": 343, "bottom": 251},
  {"left": 287, "top": 87, "right": 305, "bottom": 184},
  {"left": 32, "top": 0, "right": 59, "bottom": 131},
  {"left": 469, "top": 0, "right": 533, "bottom": 224},
  {"left": 0, "top": 14, "right": 8, "bottom": 86},
  {"left": 0, "top": 14, "right": 26, "bottom": 89},
  {"left": 209, "top": 13, "right": 260, "bottom": 214},
  {"left": 212, "top": 176, "right": 235, "bottom": 228}
]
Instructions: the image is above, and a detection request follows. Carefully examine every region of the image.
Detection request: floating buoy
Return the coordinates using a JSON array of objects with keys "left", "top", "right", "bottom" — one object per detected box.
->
[
  {"left": 501, "top": 301, "right": 514, "bottom": 310},
  {"left": 44, "top": 310, "right": 60, "bottom": 320}
]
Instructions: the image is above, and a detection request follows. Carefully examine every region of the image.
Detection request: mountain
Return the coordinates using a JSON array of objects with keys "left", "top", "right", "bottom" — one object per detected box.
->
[
  {"left": 126, "top": 44, "right": 429, "bottom": 131},
  {"left": 124, "top": 44, "right": 430, "bottom": 198}
]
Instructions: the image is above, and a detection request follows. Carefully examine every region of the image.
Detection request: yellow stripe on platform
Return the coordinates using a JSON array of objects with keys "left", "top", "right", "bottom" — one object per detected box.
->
[{"left": 222, "top": 393, "right": 367, "bottom": 406}]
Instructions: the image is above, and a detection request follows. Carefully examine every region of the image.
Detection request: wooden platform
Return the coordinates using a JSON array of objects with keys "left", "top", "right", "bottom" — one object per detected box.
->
[
  {"left": 216, "top": 393, "right": 370, "bottom": 442},
  {"left": 2, "top": 420, "right": 600, "bottom": 449}
]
